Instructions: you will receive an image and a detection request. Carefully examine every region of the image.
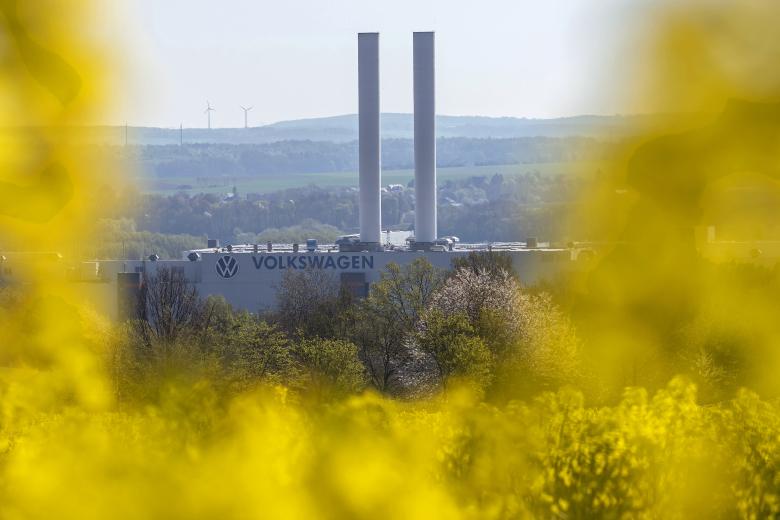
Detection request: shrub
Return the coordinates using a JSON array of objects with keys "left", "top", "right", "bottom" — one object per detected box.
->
[
  {"left": 417, "top": 311, "right": 493, "bottom": 393},
  {"left": 293, "top": 338, "right": 367, "bottom": 399}
]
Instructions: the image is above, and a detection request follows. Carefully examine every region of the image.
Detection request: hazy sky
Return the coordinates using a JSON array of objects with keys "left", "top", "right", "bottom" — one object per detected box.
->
[{"left": 113, "top": 0, "right": 632, "bottom": 128}]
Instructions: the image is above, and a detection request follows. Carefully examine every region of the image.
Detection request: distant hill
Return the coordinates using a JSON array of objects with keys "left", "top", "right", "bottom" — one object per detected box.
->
[
  {"left": 264, "top": 113, "right": 643, "bottom": 140},
  {"left": 43, "top": 113, "right": 671, "bottom": 146},
  {"left": 119, "top": 136, "right": 602, "bottom": 182}
]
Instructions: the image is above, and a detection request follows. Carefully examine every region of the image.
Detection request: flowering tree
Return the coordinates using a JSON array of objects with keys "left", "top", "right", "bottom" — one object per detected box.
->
[{"left": 428, "top": 267, "right": 581, "bottom": 398}]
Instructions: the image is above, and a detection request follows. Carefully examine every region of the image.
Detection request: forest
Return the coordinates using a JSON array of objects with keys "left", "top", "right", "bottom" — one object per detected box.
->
[
  {"left": 90, "top": 171, "right": 589, "bottom": 259},
  {"left": 111, "top": 136, "right": 604, "bottom": 179}
]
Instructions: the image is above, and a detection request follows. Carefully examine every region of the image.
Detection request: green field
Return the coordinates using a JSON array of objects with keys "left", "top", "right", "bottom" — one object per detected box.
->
[{"left": 141, "top": 161, "right": 598, "bottom": 195}]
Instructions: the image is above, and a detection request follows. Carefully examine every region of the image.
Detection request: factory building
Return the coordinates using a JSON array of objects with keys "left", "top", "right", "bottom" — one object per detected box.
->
[
  {"left": 79, "top": 243, "right": 571, "bottom": 319},
  {"left": 0, "top": 33, "right": 582, "bottom": 319}
]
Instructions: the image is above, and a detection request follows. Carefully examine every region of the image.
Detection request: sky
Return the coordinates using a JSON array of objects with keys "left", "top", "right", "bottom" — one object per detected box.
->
[{"left": 108, "top": 0, "right": 635, "bottom": 128}]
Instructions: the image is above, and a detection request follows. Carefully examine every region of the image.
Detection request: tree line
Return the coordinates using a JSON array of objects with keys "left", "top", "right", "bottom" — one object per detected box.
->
[
  {"left": 114, "top": 252, "right": 580, "bottom": 403},
  {"left": 97, "top": 172, "right": 589, "bottom": 256},
  {"left": 110, "top": 136, "right": 604, "bottom": 179},
  {"left": 109, "top": 250, "right": 780, "bottom": 407}
]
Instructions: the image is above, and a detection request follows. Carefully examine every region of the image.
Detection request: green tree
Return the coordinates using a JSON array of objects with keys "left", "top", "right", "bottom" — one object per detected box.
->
[
  {"left": 293, "top": 338, "right": 366, "bottom": 399},
  {"left": 217, "top": 313, "right": 299, "bottom": 392},
  {"left": 431, "top": 267, "right": 521, "bottom": 360},
  {"left": 498, "top": 293, "right": 581, "bottom": 399},
  {"left": 428, "top": 266, "right": 581, "bottom": 400},
  {"left": 93, "top": 218, "right": 203, "bottom": 260},
  {"left": 349, "top": 300, "right": 406, "bottom": 394},
  {"left": 369, "top": 258, "right": 445, "bottom": 332},
  {"left": 350, "top": 258, "right": 445, "bottom": 394},
  {"left": 416, "top": 311, "right": 492, "bottom": 393}
]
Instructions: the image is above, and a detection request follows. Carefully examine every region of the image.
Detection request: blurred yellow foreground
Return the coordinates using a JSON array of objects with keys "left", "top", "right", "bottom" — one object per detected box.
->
[{"left": 2, "top": 1, "right": 780, "bottom": 518}]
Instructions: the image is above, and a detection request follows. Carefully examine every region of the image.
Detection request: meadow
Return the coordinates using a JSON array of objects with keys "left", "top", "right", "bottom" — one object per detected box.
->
[{"left": 140, "top": 161, "right": 597, "bottom": 195}]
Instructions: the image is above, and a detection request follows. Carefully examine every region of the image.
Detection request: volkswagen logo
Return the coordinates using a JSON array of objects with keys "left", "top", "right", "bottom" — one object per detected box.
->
[{"left": 215, "top": 255, "right": 239, "bottom": 279}]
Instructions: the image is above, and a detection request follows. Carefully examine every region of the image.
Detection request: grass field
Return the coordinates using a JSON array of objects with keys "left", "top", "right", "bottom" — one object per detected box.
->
[{"left": 140, "top": 161, "right": 598, "bottom": 195}]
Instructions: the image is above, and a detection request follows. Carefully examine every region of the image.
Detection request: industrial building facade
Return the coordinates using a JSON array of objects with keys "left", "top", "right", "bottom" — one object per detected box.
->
[
  {"left": 99, "top": 245, "right": 575, "bottom": 319},
  {"left": 0, "top": 32, "right": 581, "bottom": 320}
]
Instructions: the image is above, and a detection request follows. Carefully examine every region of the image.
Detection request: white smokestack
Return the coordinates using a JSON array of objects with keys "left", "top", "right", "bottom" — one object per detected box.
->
[
  {"left": 358, "top": 32, "right": 381, "bottom": 244},
  {"left": 413, "top": 31, "right": 437, "bottom": 244}
]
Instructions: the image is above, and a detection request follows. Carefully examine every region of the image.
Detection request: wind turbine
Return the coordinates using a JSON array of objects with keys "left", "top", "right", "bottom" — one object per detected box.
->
[
  {"left": 240, "top": 105, "right": 253, "bottom": 129},
  {"left": 204, "top": 101, "right": 215, "bottom": 129}
]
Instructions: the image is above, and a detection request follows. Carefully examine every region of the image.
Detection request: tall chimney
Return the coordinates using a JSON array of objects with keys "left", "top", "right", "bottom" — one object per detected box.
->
[
  {"left": 358, "top": 33, "right": 381, "bottom": 245},
  {"left": 413, "top": 31, "right": 437, "bottom": 244}
]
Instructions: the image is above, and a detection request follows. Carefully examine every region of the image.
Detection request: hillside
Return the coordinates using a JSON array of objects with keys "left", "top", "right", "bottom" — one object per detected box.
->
[
  {"left": 109, "top": 137, "right": 605, "bottom": 192},
  {"left": 44, "top": 113, "right": 670, "bottom": 146}
]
